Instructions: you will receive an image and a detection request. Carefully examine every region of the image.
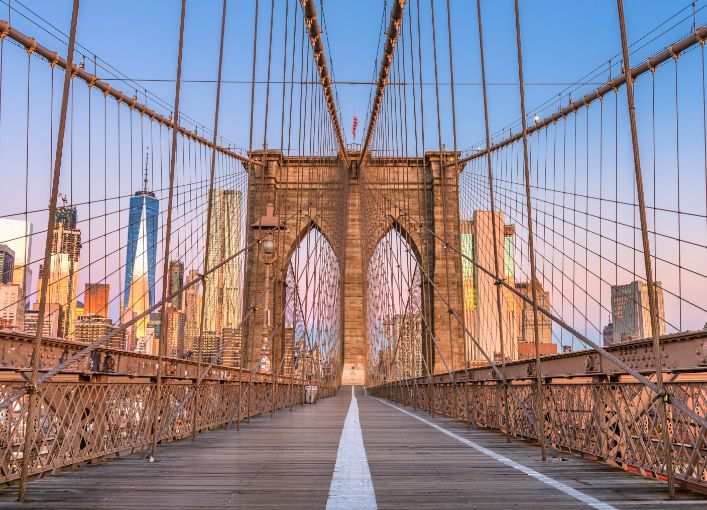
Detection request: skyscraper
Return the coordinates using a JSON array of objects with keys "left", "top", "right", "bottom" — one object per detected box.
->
[
  {"left": 199, "top": 331, "right": 221, "bottom": 363},
  {"left": 84, "top": 283, "right": 110, "bottom": 317},
  {"left": 204, "top": 189, "right": 243, "bottom": 335},
  {"left": 165, "top": 306, "right": 186, "bottom": 358},
  {"left": 123, "top": 171, "right": 159, "bottom": 348},
  {"left": 514, "top": 278, "right": 557, "bottom": 359},
  {"left": 392, "top": 313, "right": 423, "bottom": 379},
  {"left": 611, "top": 281, "right": 666, "bottom": 343},
  {"left": 0, "top": 218, "right": 33, "bottom": 294},
  {"left": 184, "top": 269, "right": 202, "bottom": 356},
  {"left": 282, "top": 326, "right": 294, "bottom": 375},
  {"left": 0, "top": 244, "right": 15, "bottom": 284},
  {"left": 167, "top": 260, "right": 184, "bottom": 310},
  {"left": 460, "top": 220, "right": 476, "bottom": 329},
  {"left": 24, "top": 302, "right": 61, "bottom": 338},
  {"left": 222, "top": 327, "right": 243, "bottom": 367},
  {"left": 461, "top": 211, "right": 518, "bottom": 365},
  {"left": 37, "top": 204, "right": 81, "bottom": 338},
  {"left": 74, "top": 314, "right": 125, "bottom": 350},
  {"left": 0, "top": 283, "right": 24, "bottom": 331},
  {"left": 141, "top": 312, "right": 162, "bottom": 356},
  {"left": 603, "top": 321, "right": 614, "bottom": 346}
]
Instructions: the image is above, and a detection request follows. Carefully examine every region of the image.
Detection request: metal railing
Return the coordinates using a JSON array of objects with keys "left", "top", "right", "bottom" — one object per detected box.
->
[
  {"left": 371, "top": 363, "right": 707, "bottom": 493},
  {"left": 0, "top": 368, "right": 335, "bottom": 484}
]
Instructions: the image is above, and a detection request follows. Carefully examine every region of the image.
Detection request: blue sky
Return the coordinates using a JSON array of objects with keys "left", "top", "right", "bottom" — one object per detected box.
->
[{"left": 3, "top": 0, "right": 703, "bottom": 152}]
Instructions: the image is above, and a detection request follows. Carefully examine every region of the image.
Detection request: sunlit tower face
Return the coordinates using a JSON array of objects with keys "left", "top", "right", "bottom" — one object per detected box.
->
[{"left": 123, "top": 176, "right": 159, "bottom": 345}]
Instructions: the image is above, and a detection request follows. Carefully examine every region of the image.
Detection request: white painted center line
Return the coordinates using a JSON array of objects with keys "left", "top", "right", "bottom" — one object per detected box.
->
[
  {"left": 326, "top": 386, "right": 377, "bottom": 510},
  {"left": 373, "top": 397, "right": 617, "bottom": 510}
]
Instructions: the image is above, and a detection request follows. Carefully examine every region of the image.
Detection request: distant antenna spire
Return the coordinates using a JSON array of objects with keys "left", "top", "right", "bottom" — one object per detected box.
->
[{"left": 143, "top": 148, "right": 150, "bottom": 192}]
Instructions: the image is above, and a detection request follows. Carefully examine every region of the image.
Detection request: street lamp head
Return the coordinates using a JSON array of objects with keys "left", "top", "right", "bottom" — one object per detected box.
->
[{"left": 262, "top": 238, "right": 275, "bottom": 255}]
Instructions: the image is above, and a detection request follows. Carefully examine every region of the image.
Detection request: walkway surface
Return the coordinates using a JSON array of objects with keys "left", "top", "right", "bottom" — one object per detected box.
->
[{"left": 1, "top": 386, "right": 705, "bottom": 509}]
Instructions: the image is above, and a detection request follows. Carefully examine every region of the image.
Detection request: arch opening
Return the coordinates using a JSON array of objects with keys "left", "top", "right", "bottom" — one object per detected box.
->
[
  {"left": 282, "top": 225, "right": 342, "bottom": 384},
  {"left": 366, "top": 223, "right": 424, "bottom": 385}
]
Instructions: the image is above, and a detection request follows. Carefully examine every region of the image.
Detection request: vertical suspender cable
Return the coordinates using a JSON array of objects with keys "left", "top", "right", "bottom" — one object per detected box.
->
[
  {"left": 152, "top": 0, "right": 187, "bottom": 461},
  {"left": 475, "top": 0, "right": 511, "bottom": 441},
  {"left": 443, "top": 0, "right": 471, "bottom": 428},
  {"left": 243, "top": 0, "right": 260, "bottom": 372},
  {"left": 513, "top": 0, "right": 547, "bottom": 461},
  {"left": 192, "top": 0, "right": 228, "bottom": 442},
  {"left": 615, "top": 0, "right": 673, "bottom": 497},
  {"left": 17, "top": 0, "right": 81, "bottom": 502}
]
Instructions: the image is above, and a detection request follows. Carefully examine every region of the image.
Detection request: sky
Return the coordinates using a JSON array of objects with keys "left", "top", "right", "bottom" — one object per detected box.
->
[
  {"left": 3, "top": 0, "right": 703, "bottom": 151},
  {"left": 0, "top": 0, "right": 706, "bottom": 345}
]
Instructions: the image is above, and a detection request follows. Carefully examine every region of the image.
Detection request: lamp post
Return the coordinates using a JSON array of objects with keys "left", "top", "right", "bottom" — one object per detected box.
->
[{"left": 251, "top": 203, "right": 285, "bottom": 374}]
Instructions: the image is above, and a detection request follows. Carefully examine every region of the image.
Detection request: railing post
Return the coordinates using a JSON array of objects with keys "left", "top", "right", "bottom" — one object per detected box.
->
[
  {"left": 151, "top": 0, "right": 187, "bottom": 461},
  {"left": 236, "top": 373, "right": 242, "bottom": 431},
  {"left": 247, "top": 369, "right": 252, "bottom": 421},
  {"left": 615, "top": 0, "right": 674, "bottom": 497},
  {"left": 17, "top": 0, "right": 80, "bottom": 502}
]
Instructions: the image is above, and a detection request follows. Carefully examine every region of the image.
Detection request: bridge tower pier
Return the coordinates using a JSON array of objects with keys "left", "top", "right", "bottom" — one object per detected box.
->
[{"left": 242, "top": 150, "right": 466, "bottom": 385}]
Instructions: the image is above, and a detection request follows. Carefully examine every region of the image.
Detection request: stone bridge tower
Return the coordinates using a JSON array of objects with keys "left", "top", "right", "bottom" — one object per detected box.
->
[{"left": 242, "top": 150, "right": 465, "bottom": 385}]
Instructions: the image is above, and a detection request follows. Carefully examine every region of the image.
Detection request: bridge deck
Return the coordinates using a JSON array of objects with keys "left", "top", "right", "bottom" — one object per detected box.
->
[{"left": 0, "top": 387, "right": 704, "bottom": 509}]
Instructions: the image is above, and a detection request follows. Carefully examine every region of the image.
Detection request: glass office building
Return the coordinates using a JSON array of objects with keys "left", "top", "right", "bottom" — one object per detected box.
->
[{"left": 123, "top": 180, "right": 159, "bottom": 345}]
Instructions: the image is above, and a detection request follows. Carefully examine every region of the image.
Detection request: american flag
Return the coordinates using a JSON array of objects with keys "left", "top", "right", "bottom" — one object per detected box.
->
[{"left": 352, "top": 113, "right": 358, "bottom": 140}]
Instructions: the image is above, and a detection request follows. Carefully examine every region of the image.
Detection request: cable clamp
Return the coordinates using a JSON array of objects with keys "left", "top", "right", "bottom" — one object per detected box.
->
[
  {"left": 653, "top": 388, "right": 670, "bottom": 404},
  {"left": 26, "top": 37, "right": 37, "bottom": 57},
  {"left": 494, "top": 277, "right": 505, "bottom": 286},
  {"left": 48, "top": 52, "right": 60, "bottom": 69}
]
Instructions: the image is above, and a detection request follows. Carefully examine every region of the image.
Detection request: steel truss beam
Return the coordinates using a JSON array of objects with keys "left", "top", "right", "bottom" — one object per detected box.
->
[{"left": 417, "top": 330, "right": 707, "bottom": 383}]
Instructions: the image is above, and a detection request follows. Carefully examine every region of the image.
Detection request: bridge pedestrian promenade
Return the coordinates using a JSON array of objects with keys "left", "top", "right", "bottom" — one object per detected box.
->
[{"left": 0, "top": 387, "right": 704, "bottom": 509}]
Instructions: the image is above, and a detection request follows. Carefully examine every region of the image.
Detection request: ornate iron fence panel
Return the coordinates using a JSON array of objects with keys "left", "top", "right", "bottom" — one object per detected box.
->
[{"left": 0, "top": 378, "right": 334, "bottom": 484}]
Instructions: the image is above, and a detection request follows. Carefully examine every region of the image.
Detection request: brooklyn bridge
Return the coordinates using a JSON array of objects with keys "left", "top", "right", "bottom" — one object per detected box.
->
[{"left": 0, "top": 0, "right": 706, "bottom": 507}]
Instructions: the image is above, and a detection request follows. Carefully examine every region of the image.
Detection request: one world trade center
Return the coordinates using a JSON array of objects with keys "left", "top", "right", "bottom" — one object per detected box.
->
[{"left": 123, "top": 165, "right": 159, "bottom": 350}]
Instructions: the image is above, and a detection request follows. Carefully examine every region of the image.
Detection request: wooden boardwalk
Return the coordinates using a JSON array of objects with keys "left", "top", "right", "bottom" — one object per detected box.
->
[{"left": 0, "top": 386, "right": 705, "bottom": 509}]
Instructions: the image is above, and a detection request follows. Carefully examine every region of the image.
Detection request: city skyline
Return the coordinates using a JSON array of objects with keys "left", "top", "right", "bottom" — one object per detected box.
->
[{"left": 0, "top": 195, "right": 694, "bottom": 363}]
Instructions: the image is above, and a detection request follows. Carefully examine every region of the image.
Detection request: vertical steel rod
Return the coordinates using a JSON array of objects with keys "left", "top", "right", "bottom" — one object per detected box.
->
[
  {"left": 151, "top": 0, "right": 187, "bottom": 461},
  {"left": 17, "top": 0, "right": 80, "bottom": 502},
  {"left": 192, "top": 0, "right": 229, "bottom": 443},
  {"left": 513, "top": 0, "right": 547, "bottom": 461},
  {"left": 615, "top": 0, "right": 674, "bottom": 497},
  {"left": 475, "top": 0, "right": 512, "bottom": 441}
]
